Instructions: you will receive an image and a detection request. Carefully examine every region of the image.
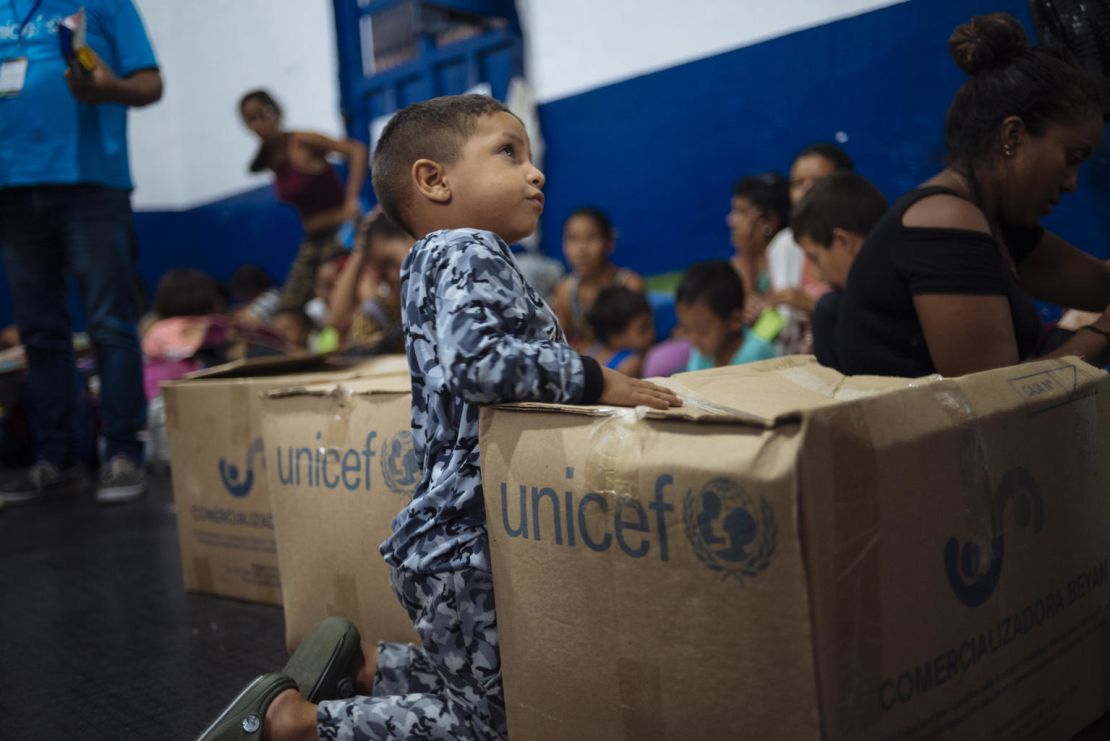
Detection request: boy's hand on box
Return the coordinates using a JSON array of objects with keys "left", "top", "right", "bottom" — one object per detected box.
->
[{"left": 599, "top": 366, "right": 682, "bottom": 410}]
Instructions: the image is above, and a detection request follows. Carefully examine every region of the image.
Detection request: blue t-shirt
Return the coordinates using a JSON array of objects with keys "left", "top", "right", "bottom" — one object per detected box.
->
[
  {"left": 0, "top": 0, "right": 157, "bottom": 189},
  {"left": 685, "top": 327, "right": 778, "bottom": 371}
]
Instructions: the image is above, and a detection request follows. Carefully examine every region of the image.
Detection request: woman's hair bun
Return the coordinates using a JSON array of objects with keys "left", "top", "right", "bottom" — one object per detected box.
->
[{"left": 949, "top": 13, "right": 1029, "bottom": 75}]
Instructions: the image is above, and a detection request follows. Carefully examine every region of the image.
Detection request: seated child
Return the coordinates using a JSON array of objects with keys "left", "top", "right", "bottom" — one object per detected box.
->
[
  {"left": 586, "top": 286, "right": 656, "bottom": 377},
  {"left": 790, "top": 171, "right": 887, "bottom": 369},
  {"left": 328, "top": 209, "right": 413, "bottom": 355},
  {"left": 304, "top": 253, "right": 345, "bottom": 329},
  {"left": 141, "top": 268, "right": 228, "bottom": 399},
  {"left": 551, "top": 206, "right": 644, "bottom": 349},
  {"left": 676, "top": 259, "right": 778, "bottom": 371},
  {"left": 197, "top": 94, "right": 680, "bottom": 741},
  {"left": 765, "top": 143, "right": 853, "bottom": 318},
  {"left": 228, "top": 264, "right": 281, "bottom": 327},
  {"left": 271, "top": 307, "right": 313, "bottom": 353}
]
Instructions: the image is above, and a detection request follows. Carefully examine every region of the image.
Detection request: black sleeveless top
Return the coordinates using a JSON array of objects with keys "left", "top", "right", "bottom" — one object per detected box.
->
[{"left": 835, "top": 186, "right": 1043, "bottom": 377}]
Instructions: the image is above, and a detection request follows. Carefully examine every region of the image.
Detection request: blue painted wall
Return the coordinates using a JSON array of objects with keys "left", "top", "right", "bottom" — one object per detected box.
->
[
  {"left": 3, "top": 0, "right": 1106, "bottom": 330},
  {"left": 132, "top": 185, "right": 304, "bottom": 302},
  {"left": 535, "top": 0, "right": 1110, "bottom": 281}
]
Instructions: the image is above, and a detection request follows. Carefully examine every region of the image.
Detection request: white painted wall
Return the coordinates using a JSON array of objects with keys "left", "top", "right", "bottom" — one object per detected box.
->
[
  {"left": 128, "top": 0, "right": 343, "bottom": 210},
  {"left": 125, "top": 0, "right": 908, "bottom": 209},
  {"left": 516, "top": 0, "right": 908, "bottom": 103}
]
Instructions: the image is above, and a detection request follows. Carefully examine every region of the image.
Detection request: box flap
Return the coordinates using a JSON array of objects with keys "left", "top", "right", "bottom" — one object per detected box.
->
[
  {"left": 178, "top": 353, "right": 409, "bottom": 382},
  {"left": 493, "top": 356, "right": 938, "bottom": 426},
  {"left": 186, "top": 352, "right": 342, "bottom": 380},
  {"left": 264, "top": 373, "right": 412, "bottom": 399}
]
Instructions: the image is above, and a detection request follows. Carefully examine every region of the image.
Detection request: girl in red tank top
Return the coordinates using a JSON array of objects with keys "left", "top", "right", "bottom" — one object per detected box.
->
[{"left": 239, "top": 89, "right": 369, "bottom": 311}]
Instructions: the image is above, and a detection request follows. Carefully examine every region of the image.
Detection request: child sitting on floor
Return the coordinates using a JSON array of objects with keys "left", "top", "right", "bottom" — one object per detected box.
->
[
  {"left": 790, "top": 171, "right": 887, "bottom": 369},
  {"left": 586, "top": 285, "right": 656, "bottom": 377},
  {"left": 676, "top": 259, "right": 778, "bottom": 371},
  {"left": 551, "top": 206, "right": 644, "bottom": 349},
  {"left": 197, "top": 94, "right": 680, "bottom": 741},
  {"left": 327, "top": 209, "right": 413, "bottom": 355}
]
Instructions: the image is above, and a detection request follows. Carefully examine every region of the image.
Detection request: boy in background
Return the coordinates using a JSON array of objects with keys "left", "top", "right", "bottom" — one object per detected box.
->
[
  {"left": 676, "top": 260, "right": 778, "bottom": 371},
  {"left": 790, "top": 171, "right": 887, "bottom": 369},
  {"left": 197, "top": 94, "right": 679, "bottom": 741}
]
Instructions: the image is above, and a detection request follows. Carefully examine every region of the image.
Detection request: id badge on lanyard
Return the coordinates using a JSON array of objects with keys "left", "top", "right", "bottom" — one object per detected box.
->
[{"left": 2, "top": 0, "right": 46, "bottom": 98}]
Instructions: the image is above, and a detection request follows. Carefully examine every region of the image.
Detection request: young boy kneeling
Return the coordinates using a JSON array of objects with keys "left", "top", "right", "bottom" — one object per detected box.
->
[
  {"left": 199, "top": 95, "right": 680, "bottom": 741},
  {"left": 790, "top": 171, "right": 887, "bottom": 369}
]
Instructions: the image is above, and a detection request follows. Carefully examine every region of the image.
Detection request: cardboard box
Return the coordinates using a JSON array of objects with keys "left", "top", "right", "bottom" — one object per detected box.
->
[
  {"left": 262, "top": 375, "right": 421, "bottom": 651},
  {"left": 479, "top": 356, "right": 1110, "bottom": 740},
  {"left": 163, "top": 354, "right": 410, "bottom": 605}
]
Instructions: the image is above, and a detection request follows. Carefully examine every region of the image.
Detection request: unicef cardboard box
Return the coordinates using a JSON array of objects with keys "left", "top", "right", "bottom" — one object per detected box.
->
[
  {"left": 261, "top": 375, "right": 421, "bottom": 651},
  {"left": 163, "top": 354, "right": 410, "bottom": 605},
  {"left": 479, "top": 355, "right": 1110, "bottom": 740}
]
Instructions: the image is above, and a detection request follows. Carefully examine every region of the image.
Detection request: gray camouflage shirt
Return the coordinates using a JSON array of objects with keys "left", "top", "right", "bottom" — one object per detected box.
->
[{"left": 383, "top": 229, "right": 586, "bottom": 574}]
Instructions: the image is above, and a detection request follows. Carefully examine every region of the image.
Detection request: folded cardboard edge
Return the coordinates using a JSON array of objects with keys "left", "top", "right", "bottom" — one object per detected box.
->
[
  {"left": 491, "top": 357, "right": 1103, "bottom": 428},
  {"left": 263, "top": 374, "right": 412, "bottom": 400},
  {"left": 183, "top": 351, "right": 341, "bottom": 380}
]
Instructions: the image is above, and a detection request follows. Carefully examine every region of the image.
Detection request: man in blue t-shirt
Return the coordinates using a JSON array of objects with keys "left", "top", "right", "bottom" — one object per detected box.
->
[{"left": 0, "top": 0, "right": 162, "bottom": 504}]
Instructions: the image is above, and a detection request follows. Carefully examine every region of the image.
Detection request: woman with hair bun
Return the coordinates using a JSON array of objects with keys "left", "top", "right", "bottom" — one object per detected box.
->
[{"left": 836, "top": 13, "right": 1110, "bottom": 377}]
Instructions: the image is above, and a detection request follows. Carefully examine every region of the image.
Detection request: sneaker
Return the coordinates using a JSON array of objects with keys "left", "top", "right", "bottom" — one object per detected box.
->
[
  {"left": 96, "top": 455, "right": 147, "bottom": 504},
  {"left": 0, "top": 461, "right": 84, "bottom": 505}
]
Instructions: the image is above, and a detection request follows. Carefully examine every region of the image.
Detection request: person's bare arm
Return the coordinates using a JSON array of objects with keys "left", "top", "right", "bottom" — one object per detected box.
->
[
  {"left": 65, "top": 50, "right": 161, "bottom": 107},
  {"left": 300, "top": 132, "right": 368, "bottom": 219},
  {"left": 551, "top": 278, "right": 574, "bottom": 337},
  {"left": 622, "top": 271, "right": 646, "bottom": 294},
  {"left": 914, "top": 293, "right": 1020, "bottom": 376},
  {"left": 328, "top": 249, "right": 367, "bottom": 336},
  {"left": 617, "top": 353, "right": 645, "bottom": 379},
  {"left": 1015, "top": 230, "right": 1110, "bottom": 311}
]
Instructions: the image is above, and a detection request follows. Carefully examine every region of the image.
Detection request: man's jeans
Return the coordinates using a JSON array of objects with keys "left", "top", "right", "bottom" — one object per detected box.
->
[{"left": 0, "top": 186, "right": 146, "bottom": 468}]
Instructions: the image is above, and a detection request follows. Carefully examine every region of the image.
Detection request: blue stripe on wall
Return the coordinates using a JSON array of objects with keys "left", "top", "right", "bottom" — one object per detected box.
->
[
  {"left": 534, "top": 0, "right": 1110, "bottom": 283},
  {"left": 132, "top": 184, "right": 305, "bottom": 304}
]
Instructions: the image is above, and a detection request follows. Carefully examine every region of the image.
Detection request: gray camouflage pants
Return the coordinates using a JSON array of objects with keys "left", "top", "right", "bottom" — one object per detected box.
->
[{"left": 316, "top": 567, "right": 506, "bottom": 740}]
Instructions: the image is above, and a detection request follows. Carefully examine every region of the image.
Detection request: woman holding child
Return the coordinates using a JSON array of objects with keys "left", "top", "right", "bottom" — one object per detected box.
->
[{"left": 836, "top": 13, "right": 1110, "bottom": 377}]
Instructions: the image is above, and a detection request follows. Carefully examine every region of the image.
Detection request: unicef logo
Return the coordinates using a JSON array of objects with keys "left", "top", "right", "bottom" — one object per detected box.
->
[
  {"left": 944, "top": 467, "right": 1044, "bottom": 607},
  {"left": 218, "top": 437, "right": 265, "bottom": 498},
  {"left": 380, "top": 430, "right": 420, "bottom": 497},
  {"left": 684, "top": 478, "right": 776, "bottom": 582}
]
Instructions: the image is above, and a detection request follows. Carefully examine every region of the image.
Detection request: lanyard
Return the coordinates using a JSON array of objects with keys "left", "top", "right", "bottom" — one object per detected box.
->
[{"left": 10, "top": 0, "right": 45, "bottom": 39}]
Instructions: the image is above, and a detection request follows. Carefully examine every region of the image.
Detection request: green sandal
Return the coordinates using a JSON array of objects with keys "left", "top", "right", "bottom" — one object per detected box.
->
[
  {"left": 283, "top": 616, "right": 362, "bottom": 702},
  {"left": 194, "top": 672, "right": 296, "bottom": 740}
]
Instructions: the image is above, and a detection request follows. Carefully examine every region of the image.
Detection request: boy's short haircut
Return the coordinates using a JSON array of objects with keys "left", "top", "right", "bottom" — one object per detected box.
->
[
  {"left": 228, "top": 264, "right": 275, "bottom": 301},
  {"left": 153, "top": 268, "right": 224, "bottom": 319},
  {"left": 794, "top": 142, "right": 855, "bottom": 172},
  {"left": 371, "top": 94, "right": 517, "bottom": 234},
  {"left": 587, "top": 286, "right": 651, "bottom": 343},
  {"left": 791, "top": 172, "right": 888, "bottom": 247},
  {"left": 676, "top": 260, "right": 746, "bottom": 319},
  {"left": 273, "top": 306, "right": 313, "bottom": 333},
  {"left": 733, "top": 172, "right": 790, "bottom": 229}
]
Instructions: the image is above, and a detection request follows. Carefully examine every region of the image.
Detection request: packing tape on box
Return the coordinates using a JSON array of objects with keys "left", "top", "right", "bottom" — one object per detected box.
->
[
  {"left": 231, "top": 383, "right": 252, "bottom": 443},
  {"left": 164, "top": 389, "right": 180, "bottom": 432},
  {"left": 325, "top": 389, "right": 353, "bottom": 450},
  {"left": 327, "top": 572, "right": 360, "bottom": 621},
  {"left": 827, "top": 404, "right": 884, "bottom": 734},
  {"left": 933, "top": 383, "right": 994, "bottom": 552},
  {"left": 193, "top": 556, "right": 215, "bottom": 593},
  {"left": 584, "top": 409, "right": 648, "bottom": 503}
]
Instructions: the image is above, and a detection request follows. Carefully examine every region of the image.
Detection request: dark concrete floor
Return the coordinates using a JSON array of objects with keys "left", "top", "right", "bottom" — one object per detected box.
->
[
  {"left": 0, "top": 469, "right": 286, "bottom": 741},
  {"left": 0, "top": 467, "right": 1108, "bottom": 740}
]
